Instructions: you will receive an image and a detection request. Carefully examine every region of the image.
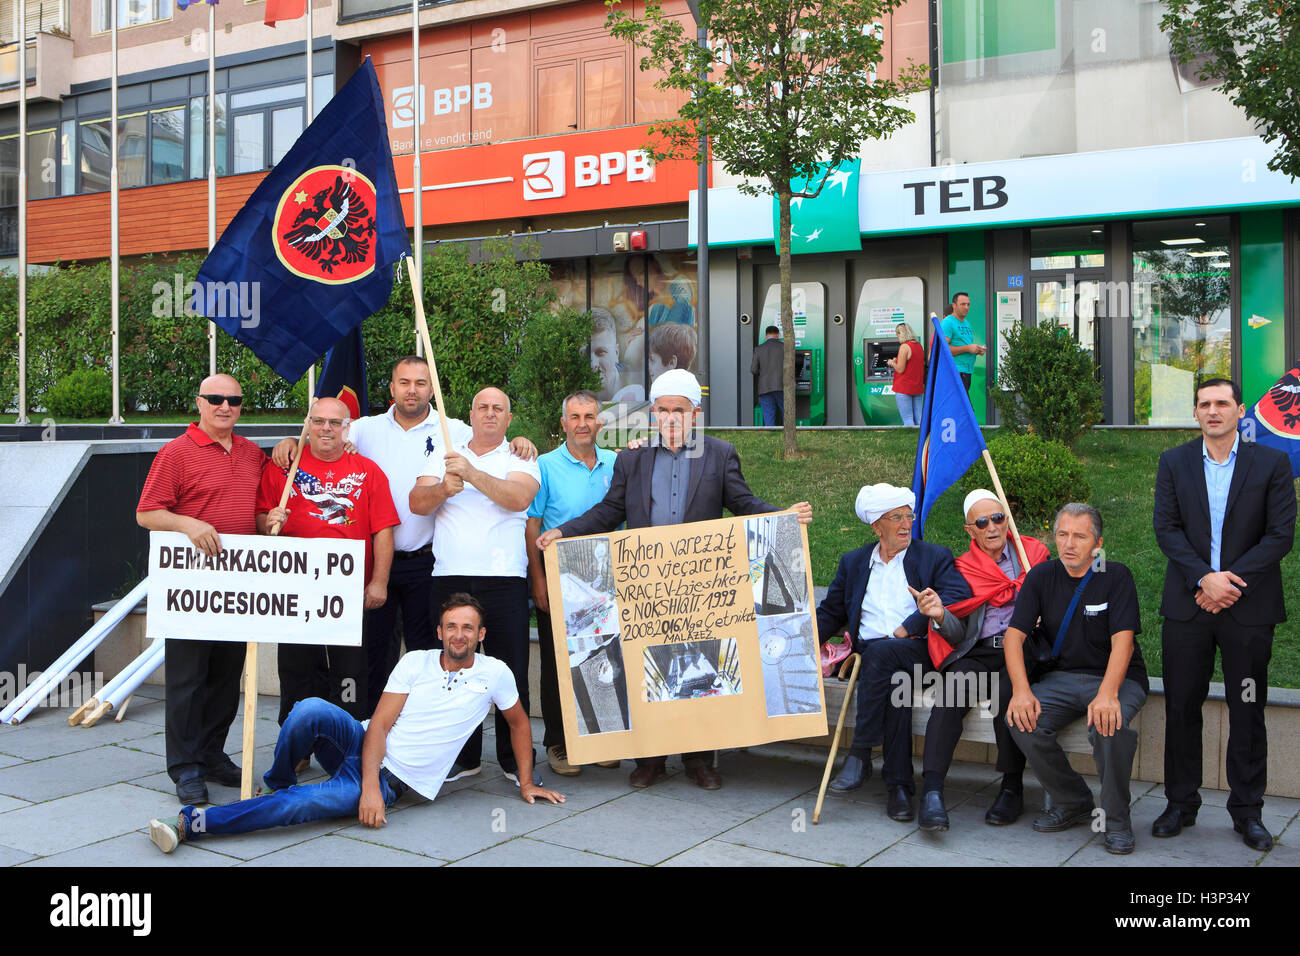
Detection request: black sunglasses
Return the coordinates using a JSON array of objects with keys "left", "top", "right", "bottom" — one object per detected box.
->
[
  {"left": 971, "top": 513, "right": 1007, "bottom": 530},
  {"left": 199, "top": 393, "right": 243, "bottom": 407}
]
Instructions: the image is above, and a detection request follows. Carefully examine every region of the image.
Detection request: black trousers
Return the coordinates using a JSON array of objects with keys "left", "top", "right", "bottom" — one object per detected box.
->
[
  {"left": 429, "top": 575, "right": 534, "bottom": 773},
  {"left": 534, "top": 596, "right": 565, "bottom": 750},
  {"left": 362, "top": 548, "right": 435, "bottom": 714},
  {"left": 276, "top": 642, "right": 367, "bottom": 725},
  {"left": 922, "top": 644, "right": 1025, "bottom": 785},
  {"left": 1162, "top": 613, "right": 1273, "bottom": 822},
  {"left": 164, "top": 638, "right": 246, "bottom": 781}
]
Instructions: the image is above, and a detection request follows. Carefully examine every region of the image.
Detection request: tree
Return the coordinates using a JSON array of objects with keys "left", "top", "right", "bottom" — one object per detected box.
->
[
  {"left": 607, "top": 0, "right": 927, "bottom": 456},
  {"left": 1162, "top": 0, "right": 1300, "bottom": 179}
]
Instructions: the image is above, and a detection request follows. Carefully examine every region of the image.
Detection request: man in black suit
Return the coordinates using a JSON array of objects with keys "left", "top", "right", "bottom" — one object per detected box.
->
[
  {"left": 1152, "top": 378, "right": 1296, "bottom": 851},
  {"left": 537, "top": 369, "right": 812, "bottom": 790},
  {"left": 816, "top": 483, "right": 970, "bottom": 822}
]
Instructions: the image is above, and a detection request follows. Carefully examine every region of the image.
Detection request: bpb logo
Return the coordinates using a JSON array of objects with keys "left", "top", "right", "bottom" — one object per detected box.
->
[{"left": 522, "top": 151, "right": 566, "bottom": 200}]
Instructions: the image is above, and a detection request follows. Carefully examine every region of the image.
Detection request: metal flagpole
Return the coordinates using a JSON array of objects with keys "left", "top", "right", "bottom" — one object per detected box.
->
[
  {"left": 15, "top": 0, "right": 28, "bottom": 424},
  {"left": 304, "top": 0, "right": 316, "bottom": 404},
  {"left": 109, "top": 1, "right": 124, "bottom": 424},
  {"left": 207, "top": 1, "right": 217, "bottom": 376},
  {"left": 411, "top": 0, "right": 423, "bottom": 357}
]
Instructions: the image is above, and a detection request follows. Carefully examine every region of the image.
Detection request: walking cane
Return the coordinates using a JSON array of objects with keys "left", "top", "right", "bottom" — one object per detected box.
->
[{"left": 813, "top": 651, "right": 861, "bottom": 825}]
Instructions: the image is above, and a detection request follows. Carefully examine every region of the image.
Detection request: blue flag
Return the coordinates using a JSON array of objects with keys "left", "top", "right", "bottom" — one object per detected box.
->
[
  {"left": 176, "top": 1, "right": 218, "bottom": 10},
  {"left": 315, "top": 327, "right": 370, "bottom": 420},
  {"left": 1240, "top": 363, "right": 1300, "bottom": 477},
  {"left": 912, "top": 329, "right": 987, "bottom": 538},
  {"left": 194, "top": 57, "right": 410, "bottom": 383}
]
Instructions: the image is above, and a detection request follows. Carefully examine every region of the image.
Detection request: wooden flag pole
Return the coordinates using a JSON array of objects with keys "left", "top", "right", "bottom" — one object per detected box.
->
[
  {"left": 981, "top": 448, "right": 1031, "bottom": 572},
  {"left": 404, "top": 256, "right": 454, "bottom": 452},
  {"left": 240, "top": 418, "right": 311, "bottom": 798}
]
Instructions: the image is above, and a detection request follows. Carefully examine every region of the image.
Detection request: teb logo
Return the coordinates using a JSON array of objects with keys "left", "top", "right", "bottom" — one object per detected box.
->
[
  {"left": 522, "top": 151, "right": 566, "bottom": 200},
  {"left": 273, "top": 165, "right": 379, "bottom": 284}
]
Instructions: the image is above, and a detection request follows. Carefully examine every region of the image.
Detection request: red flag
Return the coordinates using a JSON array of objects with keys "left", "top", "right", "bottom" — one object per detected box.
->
[{"left": 265, "top": 0, "right": 307, "bottom": 27}]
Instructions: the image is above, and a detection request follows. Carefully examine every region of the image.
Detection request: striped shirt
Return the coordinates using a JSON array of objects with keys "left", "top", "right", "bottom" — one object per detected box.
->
[{"left": 137, "top": 423, "right": 266, "bottom": 535}]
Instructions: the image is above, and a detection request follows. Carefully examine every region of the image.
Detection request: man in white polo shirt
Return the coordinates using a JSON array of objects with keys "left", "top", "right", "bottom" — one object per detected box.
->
[
  {"left": 410, "top": 386, "right": 542, "bottom": 784},
  {"left": 272, "top": 356, "right": 535, "bottom": 716}
]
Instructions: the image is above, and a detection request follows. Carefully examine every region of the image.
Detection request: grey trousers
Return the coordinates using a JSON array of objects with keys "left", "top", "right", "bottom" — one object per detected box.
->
[{"left": 1010, "top": 669, "right": 1147, "bottom": 834}]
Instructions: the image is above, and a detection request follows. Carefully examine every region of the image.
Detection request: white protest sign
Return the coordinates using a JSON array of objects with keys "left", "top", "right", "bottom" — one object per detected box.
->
[{"left": 147, "top": 531, "right": 364, "bottom": 645}]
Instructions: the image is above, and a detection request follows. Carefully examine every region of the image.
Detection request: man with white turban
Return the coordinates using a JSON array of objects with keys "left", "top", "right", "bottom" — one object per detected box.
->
[
  {"left": 539, "top": 370, "right": 812, "bottom": 790},
  {"left": 814, "top": 483, "right": 969, "bottom": 822}
]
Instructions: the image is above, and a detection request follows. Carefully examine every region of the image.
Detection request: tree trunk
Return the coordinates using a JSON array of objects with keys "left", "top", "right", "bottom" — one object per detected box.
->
[{"left": 777, "top": 186, "right": 798, "bottom": 457}]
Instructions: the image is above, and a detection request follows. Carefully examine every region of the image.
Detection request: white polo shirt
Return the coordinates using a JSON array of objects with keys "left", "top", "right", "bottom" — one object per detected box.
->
[
  {"left": 858, "top": 545, "right": 917, "bottom": 642},
  {"left": 378, "top": 649, "right": 519, "bottom": 801},
  {"left": 422, "top": 439, "right": 541, "bottom": 578},
  {"left": 348, "top": 404, "right": 472, "bottom": 553}
]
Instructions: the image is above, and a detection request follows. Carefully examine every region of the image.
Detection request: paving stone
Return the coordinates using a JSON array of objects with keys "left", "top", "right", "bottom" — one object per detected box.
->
[
  {"left": 1063, "top": 796, "right": 1271, "bottom": 867},
  {"left": 451, "top": 836, "right": 641, "bottom": 867},
  {"left": 722, "top": 795, "right": 910, "bottom": 866},
  {"left": 470, "top": 760, "right": 635, "bottom": 812},
  {"left": 0, "top": 794, "right": 31, "bottom": 814},
  {"left": 530, "top": 790, "right": 750, "bottom": 865},
  {"left": 1145, "top": 784, "right": 1300, "bottom": 829},
  {"left": 864, "top": 841, "right": 1005, "bottom": 867},
  {"left": 0, "top": 715, "right": 160, "bottom": 760},
  {"left": 904, "top": 794, "right": 1099, "bottom": 866},
  {"left": 0, "top": 745, "right": 160, "bottom": 802},
  {"left": 20, "top": 832, "right": 240, "bottom": 867},
  {"left": 0, "top": 753, "right": 23, "bottom": 769},
  {"left": 239, "top": 834, "right": 443, "bottom": 867},
  {"left": 0, "top": 783, "right": 183, "bottom": 856},
  {"left": 662, "top": 839, "right": 830, "bottom": 867},
  {"left": 340, "top": 786, "right": 568, "bottom": 862},
  {"left": 1258, "top": 841, "right": 1300, "bottom": 868},
  {"left": 0, "top": 843, "right": 35, "bottom": 866},
  {"left": 648, "top": 751, "right": 820, "bottom": 816}
]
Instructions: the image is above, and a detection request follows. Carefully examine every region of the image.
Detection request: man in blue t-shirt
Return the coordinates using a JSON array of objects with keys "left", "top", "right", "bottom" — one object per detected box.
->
[
  {"left": 1003, "top": 502, "right": 1148, "bottom": 856},
  {"left": 526, "top": 389, "right": 620, "bottom": 778},
  {"left": 941, "top": 292, "right": 986, "bottom": 393}
]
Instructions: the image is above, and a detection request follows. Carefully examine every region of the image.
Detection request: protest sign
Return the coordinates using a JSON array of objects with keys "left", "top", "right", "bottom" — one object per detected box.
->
[
  {"left": 147, "top": 531, "right": 364, "bottom": 645},
  {"left": 544, "top": 510, "right": 826, "bottom": 763}
]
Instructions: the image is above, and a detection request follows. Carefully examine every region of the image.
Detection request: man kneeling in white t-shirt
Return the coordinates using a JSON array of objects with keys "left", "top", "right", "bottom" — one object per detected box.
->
[{"left": 148, "top": 593, "right": 564, "bottom": 852}]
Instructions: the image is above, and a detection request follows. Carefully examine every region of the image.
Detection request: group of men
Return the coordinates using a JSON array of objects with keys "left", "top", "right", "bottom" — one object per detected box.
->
[
  {"left": 817, "top": 377, "right": 1293, "bottom": 856},
  {"left": 138, "top": 361, "right": 1292, "bottom": 860}
]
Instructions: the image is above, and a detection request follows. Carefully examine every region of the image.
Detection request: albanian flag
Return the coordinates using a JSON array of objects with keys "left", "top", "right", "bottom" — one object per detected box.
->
[{"left": 1241, "top": 364, "right": 1300, "bottom": 477}]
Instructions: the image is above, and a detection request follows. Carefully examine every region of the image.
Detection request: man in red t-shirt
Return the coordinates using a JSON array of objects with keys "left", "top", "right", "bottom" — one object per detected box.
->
[
  {"left": 137, "top": 373, "right": 268, "bottom": 806},
  {"left": 257, "top": 397, "right": 400, "bottom": 725}
]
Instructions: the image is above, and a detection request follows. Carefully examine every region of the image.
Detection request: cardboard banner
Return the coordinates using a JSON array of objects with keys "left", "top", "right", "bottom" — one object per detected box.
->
[
  {"left": 147, "top": 531, "right": 363, "bottom": 646},
  {"left": 544, "top": 511, "right": 826, "bottom": 763}
]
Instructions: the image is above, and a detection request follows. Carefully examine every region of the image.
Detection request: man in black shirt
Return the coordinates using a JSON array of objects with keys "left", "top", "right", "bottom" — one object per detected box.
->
[{"left": 1004, "top": 503, "right": 1148, "bottom": 855}]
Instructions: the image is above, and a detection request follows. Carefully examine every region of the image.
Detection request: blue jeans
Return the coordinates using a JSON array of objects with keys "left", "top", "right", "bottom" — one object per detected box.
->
[
  {"left": 181, "top": 698, "right": 401, "bottom": 838},
  {"left": 894, "top": 392, "right": 923, "bottom": 426},
  {"left": 759, "top": 391, "right": 784, "bottom": 426}
]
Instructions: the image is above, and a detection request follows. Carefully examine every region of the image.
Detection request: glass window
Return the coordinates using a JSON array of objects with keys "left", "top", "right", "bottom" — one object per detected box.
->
[
  {"left": 118, "top": 113, "right": 148, "bottom": 188},
  {"left": 271, "top": 106, "right": 302, "bottom": 166},
  {"left": 312, "top": 75, "right": 333, "bottom": 120},
  {"left": 60, "top": 120, "right": 76, "bottom": 195},
  {"left": 150, "top": 107, "right": 185, "bottom": 184},
  {"left": 536, "top": 64, "right": 577, "bottom": 136},
  {"left": 27, "top": 129, "right": 58, "bottom": 199},
  {"left": 1132, "top": 216, "right": 1233, "bottom": 425},
  {"left": 1030, "top": 224, "right": 1106, "bottom": 271},
  {"left": 583, "top": 55, "right": 625, "bottom": 131},
  {"left": 94, "top": 0, "right": 174, "bottom": 33},
  {"left": 0, "top": 137, "right": 16, "bottom": 207},
  {"left": 230, "top": 83, "right": 305, "bottom": 111},
  {"left": 232, "top": 113, "right": 264, "bottom": 173},
  {"left": 591, "top": 256, "right": 649, "bottom": 405}
]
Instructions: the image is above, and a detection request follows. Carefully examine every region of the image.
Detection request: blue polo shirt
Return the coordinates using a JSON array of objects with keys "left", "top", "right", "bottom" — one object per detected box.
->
[
  {"left": 941, "top": 314, "right": 977, "bottom": 375},
  {"left": 528, "top": 442, "right": 618, "bottom": 531}
]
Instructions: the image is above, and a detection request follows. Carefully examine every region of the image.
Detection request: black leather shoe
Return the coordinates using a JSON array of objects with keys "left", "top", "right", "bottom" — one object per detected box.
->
[
  {"left": 829, "top": 755, "right": 870, "bottom": 792},
  {"left": 886, "top": 784, "right": 915, "bottom": 822},
  {"left": 1151, "top": 804, "right": 1196, "bottom": 838},
  {"left": 918, "top": 791, "right": 949, "bottom": 831},
  {"left": 1235, "top": 818, "right": 1273, "bottom": 851},
  {"left": 176, "top": 770, "right": 209, "bottom": 806},
  {"left": 204, "top": 756, "right": 242, "bottom": 788},
  {"left": 984, "top": 788, "right": 1024, "bottom": 826},
  {"left": 1032, "top": 802, "right": 1094, "bottom": 832}
]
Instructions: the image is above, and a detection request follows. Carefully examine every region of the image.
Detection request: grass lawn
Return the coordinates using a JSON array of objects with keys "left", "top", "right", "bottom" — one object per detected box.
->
[{"left": 714, "top": 428, "right": 1300, "bottom": 690}]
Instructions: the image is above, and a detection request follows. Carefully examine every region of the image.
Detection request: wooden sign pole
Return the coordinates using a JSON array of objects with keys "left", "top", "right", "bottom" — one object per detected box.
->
[
  {"left": 240, "top": 418, "right": 310, "bottom": 799},
  {"left": 403, "top": 256, "right": 453, "bottom": 452}
]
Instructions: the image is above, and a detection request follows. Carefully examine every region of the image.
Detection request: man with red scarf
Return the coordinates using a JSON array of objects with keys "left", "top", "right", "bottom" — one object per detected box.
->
[{"left": 910, "top": 489, "right": 1049, "bottom": 831}]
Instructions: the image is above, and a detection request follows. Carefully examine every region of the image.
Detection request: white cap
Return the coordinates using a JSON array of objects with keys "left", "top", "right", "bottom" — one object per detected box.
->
[
  {"left": 963, "top": 488, "right": 1001, "bottom": 520},
  {"left": 649, "top": 368, "right": 702, "bottom": 407},
  {"left": 855, "top": 484, "right": 916, "bottom": 525}
]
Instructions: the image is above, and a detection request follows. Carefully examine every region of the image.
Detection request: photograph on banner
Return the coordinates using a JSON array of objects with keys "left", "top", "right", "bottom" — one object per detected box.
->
[
  {"left": 644, "top": 638, "right": 742, "bottom": 702},
  {"left": 568, "top": 633, "right": 631, "bottom": 736},
  {"left": 756, "top": 613, "right": 820, "bottom": 717},
  {"left": 543, "top": 511, "right": 827, "bottom": 763},
  {"left": 746, "top": 513, "right": 809, "bottom": 616},
  {"left": 146, "top": 531, "right": 364, "bottom": 645}
]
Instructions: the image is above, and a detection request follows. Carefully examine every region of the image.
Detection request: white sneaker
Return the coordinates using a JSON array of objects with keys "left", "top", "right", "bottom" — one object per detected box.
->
[
  {"left": 446, "top": 762, "right": 481, "bottom": 782},
  {"left": 503, "top": 769, "right": 543, "bottom": 788},
  {"left": 149, "top": 818, "right": 180, "bottom": 854}
]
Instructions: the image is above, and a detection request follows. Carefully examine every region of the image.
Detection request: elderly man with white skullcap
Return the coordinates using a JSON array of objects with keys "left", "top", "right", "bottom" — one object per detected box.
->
[
  {"left": 912, "top": 489, "right": 1051, "bottom": 831},
  {"left": 814, "top": 483, "right": 969, "bottom": 822},
  {"left": 539, "top": 370, "right": 812, "bottom": 790}
]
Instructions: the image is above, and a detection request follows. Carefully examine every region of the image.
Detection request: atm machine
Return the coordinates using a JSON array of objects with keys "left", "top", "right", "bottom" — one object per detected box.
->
[
  {"left": 753, "top": 281, "right": 826, "bottom": 426},
  {"left": 852, "top": 277, "right": 926, "bottom": 424}
]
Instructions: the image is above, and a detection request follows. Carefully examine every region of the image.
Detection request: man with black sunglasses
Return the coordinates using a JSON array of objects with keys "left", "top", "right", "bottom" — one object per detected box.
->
[
  {"left": 913, "top": 490, "right": 1050, "bottom": 830},
  {"left": 137, "top": 374, "right": 268, "bottom": 805}
]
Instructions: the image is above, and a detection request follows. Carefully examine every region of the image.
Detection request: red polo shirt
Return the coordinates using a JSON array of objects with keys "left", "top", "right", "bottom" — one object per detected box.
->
[{"left": 137, "top": 423, "right": 266, "bottom": 535}]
